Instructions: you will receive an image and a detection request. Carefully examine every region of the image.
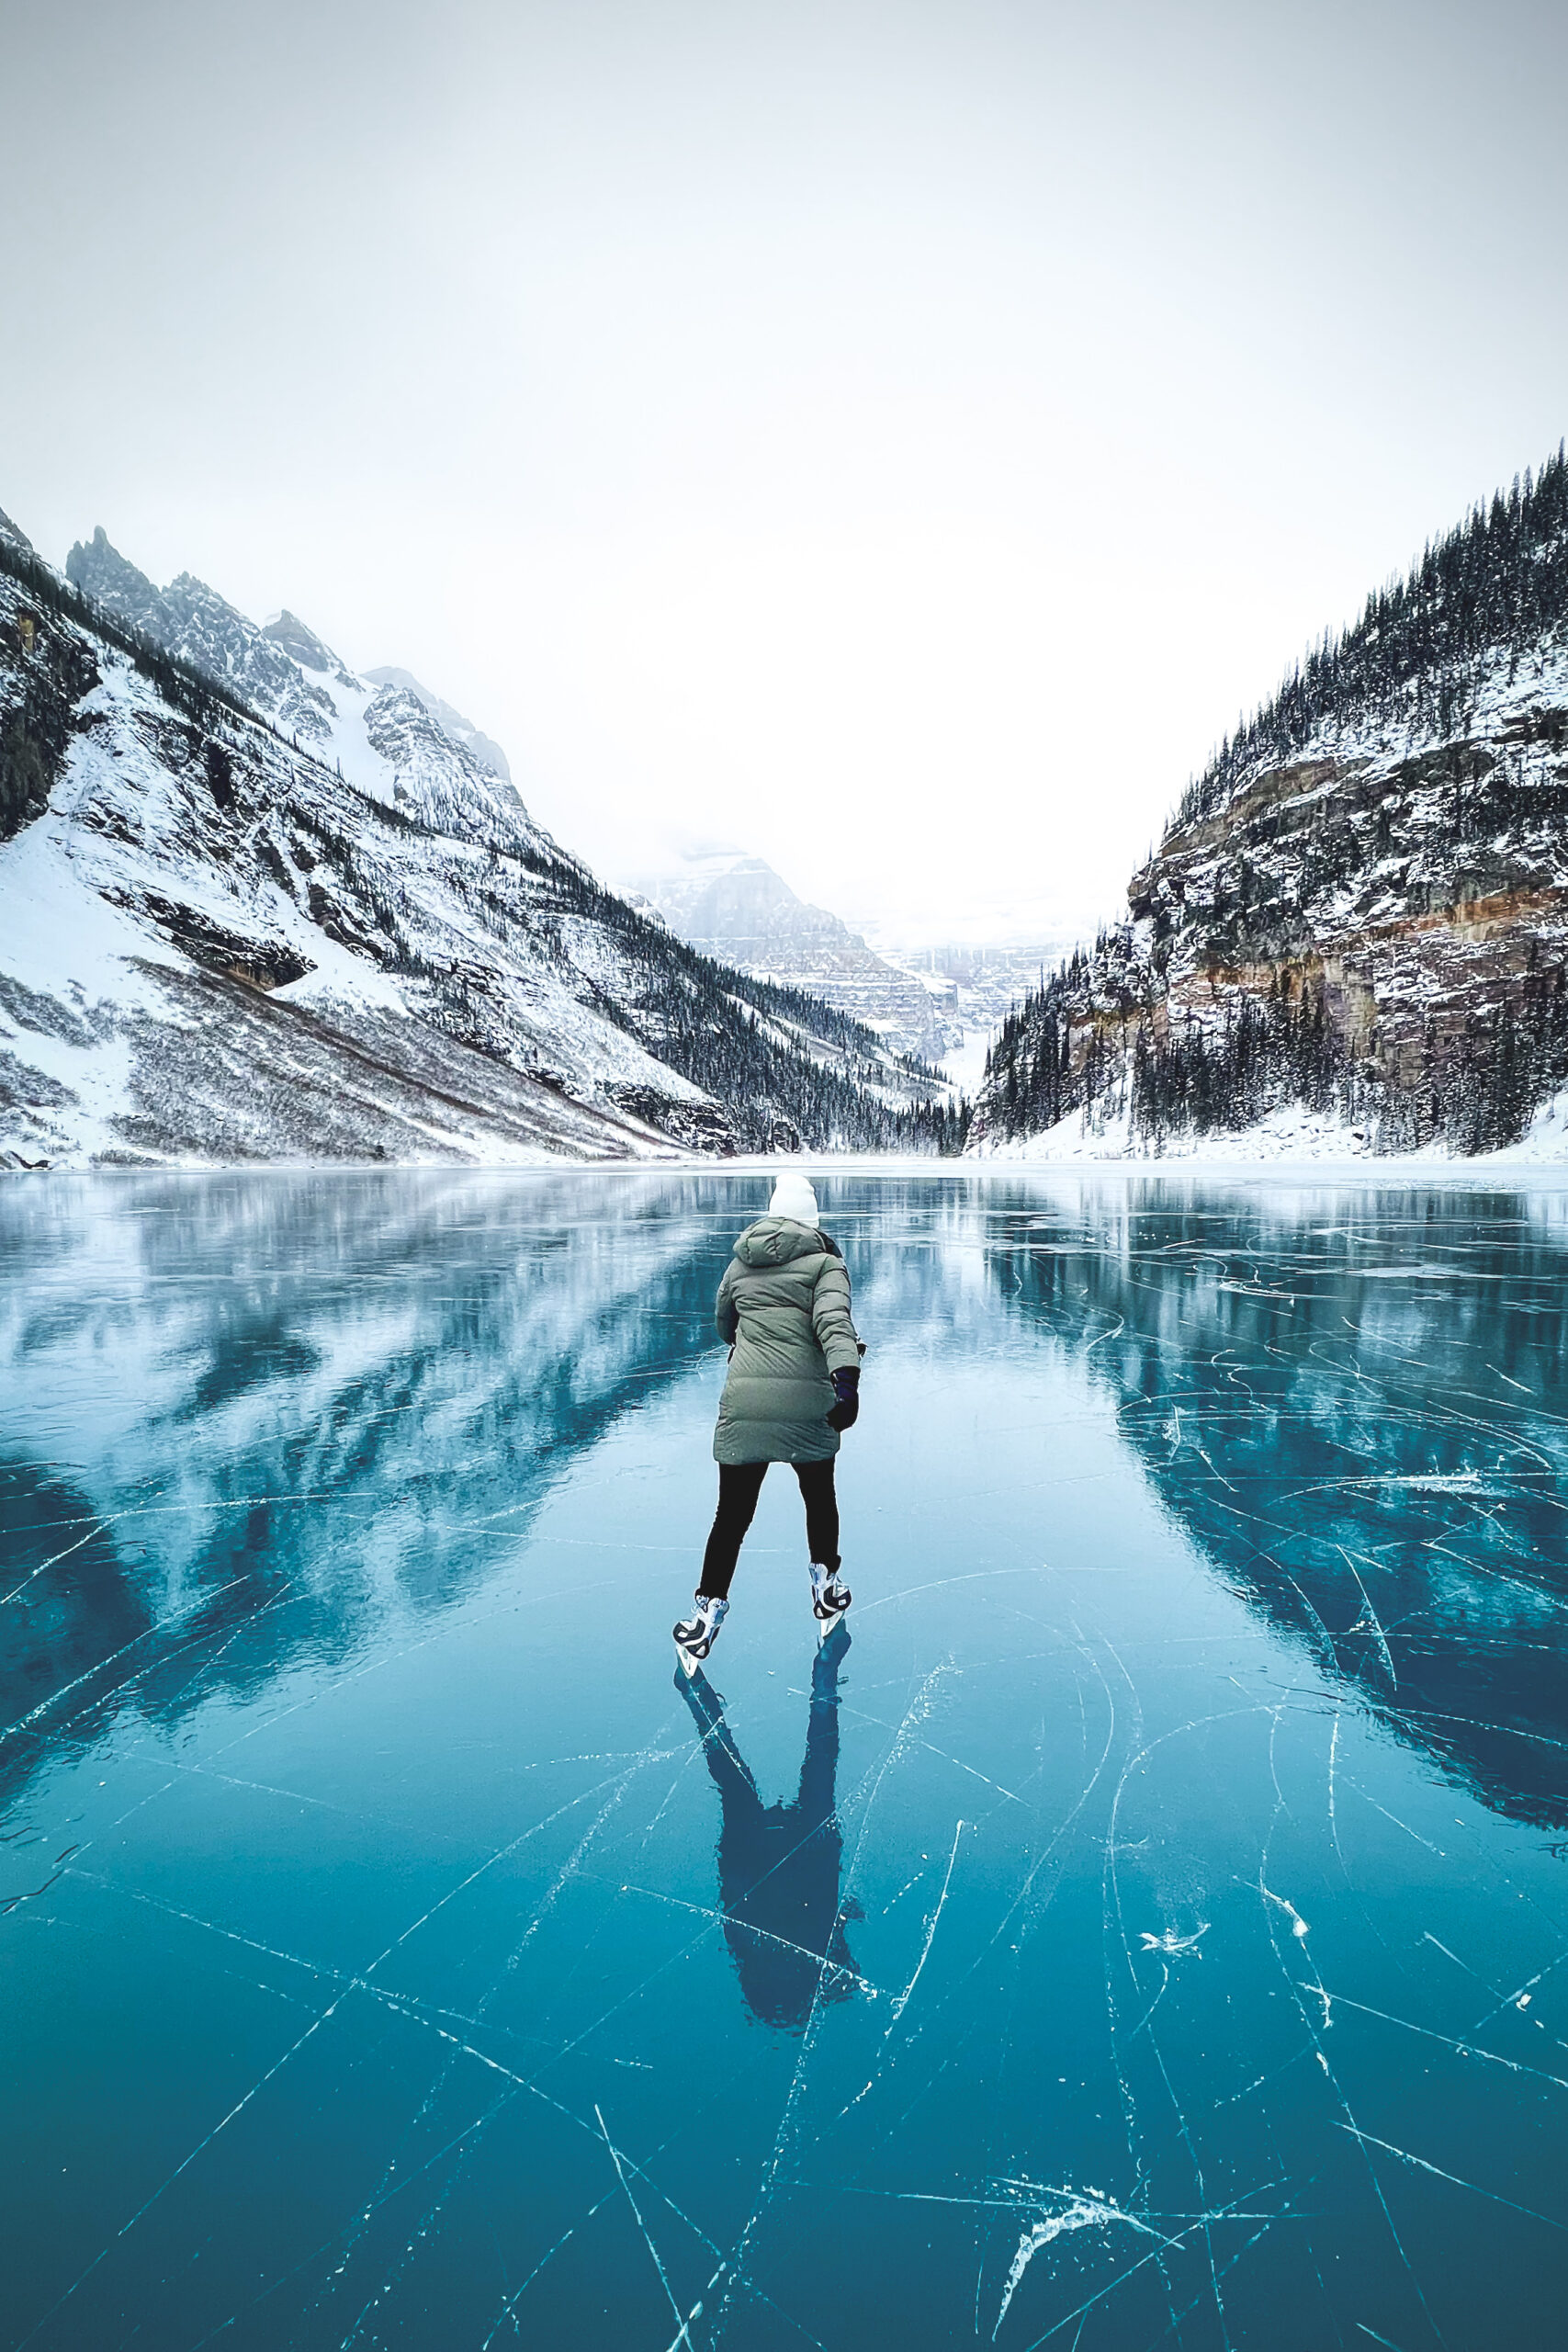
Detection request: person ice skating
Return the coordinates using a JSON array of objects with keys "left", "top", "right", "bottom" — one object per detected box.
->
[
  {"left": 673, "top": 1173, "right": 863, "bottom": 1671},
  {"left": 675, "top": 1626, "right": 861, "bottom": 2029}
]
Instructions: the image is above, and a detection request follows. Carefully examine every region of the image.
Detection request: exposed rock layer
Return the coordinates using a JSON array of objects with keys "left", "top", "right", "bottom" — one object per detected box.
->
[{"left": 973, "top": 454, "right": 1568, "bottom": 1157}]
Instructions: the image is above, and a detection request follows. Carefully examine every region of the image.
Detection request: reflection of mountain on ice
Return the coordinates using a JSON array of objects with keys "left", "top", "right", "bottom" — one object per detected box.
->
[
  {"left": 981, "top": 1177, "right": 1568, "bottom": 1831},
  {"left": 8, "top": 1166, "right": 1566, "bottom": 1849},
  {"left": 0, "top": 1171, "right": 726, "bottom": 1801}
]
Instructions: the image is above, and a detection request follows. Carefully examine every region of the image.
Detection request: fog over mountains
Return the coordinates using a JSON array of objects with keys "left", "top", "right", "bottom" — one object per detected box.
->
[
  {"left": 633, "top": 850, "right": 955, "bottom": 1064},
  {"left": 634, "top": 847, "right": 1066, "bottom": 1081},
  {"left": 0, "top": 509, "right": 960, "bottom": 1169}
]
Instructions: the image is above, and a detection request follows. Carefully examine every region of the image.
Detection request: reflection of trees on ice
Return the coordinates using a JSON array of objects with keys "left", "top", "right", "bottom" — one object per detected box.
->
[
  {"left": 981, "top": 1177, "right": 1568, "bottom": 1832},
  {"left": 6, "top": 1170, "right": 1568, "bottom": 2349}
]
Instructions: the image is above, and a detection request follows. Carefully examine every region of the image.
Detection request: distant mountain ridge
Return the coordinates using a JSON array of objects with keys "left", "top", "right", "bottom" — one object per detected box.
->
[
  {"left": 638, "top": 850, "right": 958, "bottom": 1064},
  {"left": 972, "top": 448, "right": 1568, "bottom": 1159},
  {"left": 1, "top": 510, "right": 960, "bottom": 1167}
]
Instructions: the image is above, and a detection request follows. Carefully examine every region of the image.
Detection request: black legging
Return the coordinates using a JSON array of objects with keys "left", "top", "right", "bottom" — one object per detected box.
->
[{"left": 700, "top": 1460, "right": 839, "bottom": 1600}]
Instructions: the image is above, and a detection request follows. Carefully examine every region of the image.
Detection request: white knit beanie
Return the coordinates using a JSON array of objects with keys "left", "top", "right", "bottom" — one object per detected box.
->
[{"left": 768, "top": 1172, "right": 820, "bottom": 1226}]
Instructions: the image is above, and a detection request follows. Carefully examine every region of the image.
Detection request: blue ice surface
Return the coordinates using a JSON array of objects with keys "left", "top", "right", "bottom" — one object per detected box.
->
[{"left": 3, "top": 1166, "right": 1568, "bottom": 2350}]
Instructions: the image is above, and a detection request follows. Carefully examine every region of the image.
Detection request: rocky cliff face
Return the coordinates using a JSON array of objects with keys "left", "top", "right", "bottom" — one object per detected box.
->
[
  {"left": 639, "top": 850, "right": 957, "bottom": 1065},
  {"left": 1, "top": 516, "right": 955, "bottom": 1168},
  {"left": 66, "top": 528, "right": 340, "bottom": 744},
  {"left": 973, "top": 451, "right": 1568, "bottom": 1158},
  {"left": 362, "top": 665, "right": 512, "bottom": 783}
]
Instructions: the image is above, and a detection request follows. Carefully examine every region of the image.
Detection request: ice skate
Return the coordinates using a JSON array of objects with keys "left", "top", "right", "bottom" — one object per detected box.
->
[
  {"left": 809, "top": 1560, "right": 851, "bottom": 1636},
  {"left": 673, "top": 1592, "right": 728, "bottom": 1676}
]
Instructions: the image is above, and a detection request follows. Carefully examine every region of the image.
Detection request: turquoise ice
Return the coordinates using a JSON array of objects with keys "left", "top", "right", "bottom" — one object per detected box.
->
[{"left": 4, "top": 1170, "right": 1567, "bottom": 2348}]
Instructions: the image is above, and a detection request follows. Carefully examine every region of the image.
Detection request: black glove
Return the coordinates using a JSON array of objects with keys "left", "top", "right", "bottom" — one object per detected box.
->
[{"left": 826, "top": 1366, "right": 860, "bottom": 1431}]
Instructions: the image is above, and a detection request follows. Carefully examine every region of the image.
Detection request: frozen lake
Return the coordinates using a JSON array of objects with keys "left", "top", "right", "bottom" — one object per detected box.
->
[{"left": 4, "top": 1169, "right": 1568, "bottom": 2350}]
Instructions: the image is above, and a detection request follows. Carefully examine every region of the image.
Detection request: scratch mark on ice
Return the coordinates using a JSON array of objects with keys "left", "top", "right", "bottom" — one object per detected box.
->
[
  {"left": 891, "top": 1816, "right": 965, "bottom": 2022},
  {"left": 1333, "top": 2124, "right": 1566, "bottom": 2231},
  {"left": 593, "top": 2104, "right": 698, "bottom": 2346},
  {"left": 1138, "top": 1923, "right": 1210, "bottom": 1957},
  {"left": 992, "top": 2197, "right": 1156, "bottom": 2338},
  {"left": 1260, "top": 1885, "right": 1310, "bottom": 1940}
]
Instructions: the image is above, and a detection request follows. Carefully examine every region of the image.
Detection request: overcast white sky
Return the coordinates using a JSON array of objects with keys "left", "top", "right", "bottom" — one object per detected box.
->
[{"left": 6, "top": 0, "right": 1567, "bottom": 944}]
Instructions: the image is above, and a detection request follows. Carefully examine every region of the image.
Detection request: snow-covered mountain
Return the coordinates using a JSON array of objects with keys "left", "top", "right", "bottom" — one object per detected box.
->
[
  {"left": 65, "top": 526, "right": 342, "bottom": 744},
  {"left": 1, "top": 512, "right": 957, "bottom": 1168},
  {"left": 971, "top": 451, "right": 1568, "bottom": 1159},
  {"left": 360, "top": 665, "right": 513, "bottom": 783},
  {"left": 873, "top": 936, "right": 1073, "bottom": 1091},
  {"left": 637, "top": 851, "right": 1073, "bottom": 1080},
  {"left": 636, "top": 849, "right": 958, "bottom": 1064}
]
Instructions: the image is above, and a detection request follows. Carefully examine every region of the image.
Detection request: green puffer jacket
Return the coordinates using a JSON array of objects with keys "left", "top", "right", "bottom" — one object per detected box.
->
[{"left": 713, "top": 1216, "right": 863, "bottom": 1464}]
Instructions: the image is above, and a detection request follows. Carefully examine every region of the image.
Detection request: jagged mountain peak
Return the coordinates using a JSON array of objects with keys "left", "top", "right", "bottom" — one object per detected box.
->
[
  {"left": 637, "top": 848, "right": 962, "bottom": 1065},
  {"left": 261, "top": 608, "right": 358, "bottom": 687},
  {"left": 0, "top": 506, "right": 36, "bottom": 556},
  {"left": 1, "top": 495, "right": 959, "bottom": 1168},
  {"left": 63, "top": 536, "right": 336, "bottom": 742},
  {"left": 65, "top": 526, "right": 168, "bottom": 633},
  {"left": 363, "top": 665, "right": 512, "bottom": 783},
  {"left": 161, "top": 572, "right": 336, "bottom": 741}
]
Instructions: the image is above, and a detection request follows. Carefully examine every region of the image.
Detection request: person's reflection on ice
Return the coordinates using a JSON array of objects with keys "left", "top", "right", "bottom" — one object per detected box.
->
[{"left": 676, "top": 1626, "right": 862, "bottom": 2031}]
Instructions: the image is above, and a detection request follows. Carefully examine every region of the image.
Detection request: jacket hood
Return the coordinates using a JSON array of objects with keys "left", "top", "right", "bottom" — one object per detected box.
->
[{"left": 733, "top": 1216, "right": 825, "bottom": 1268}]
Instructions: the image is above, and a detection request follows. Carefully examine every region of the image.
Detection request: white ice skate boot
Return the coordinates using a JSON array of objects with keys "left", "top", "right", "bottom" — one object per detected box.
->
[
  {"left": 673, "top": 1592, "right": 728, "bottom": 1676},
  {"left": 808, "top": 1561, "right": 852, "bottom": 1636}
]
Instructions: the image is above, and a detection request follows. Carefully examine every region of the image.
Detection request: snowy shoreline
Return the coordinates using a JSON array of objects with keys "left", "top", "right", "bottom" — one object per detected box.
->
[{"left": 11, "top": 1143, "right": 1568, "bottom": 1187}]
